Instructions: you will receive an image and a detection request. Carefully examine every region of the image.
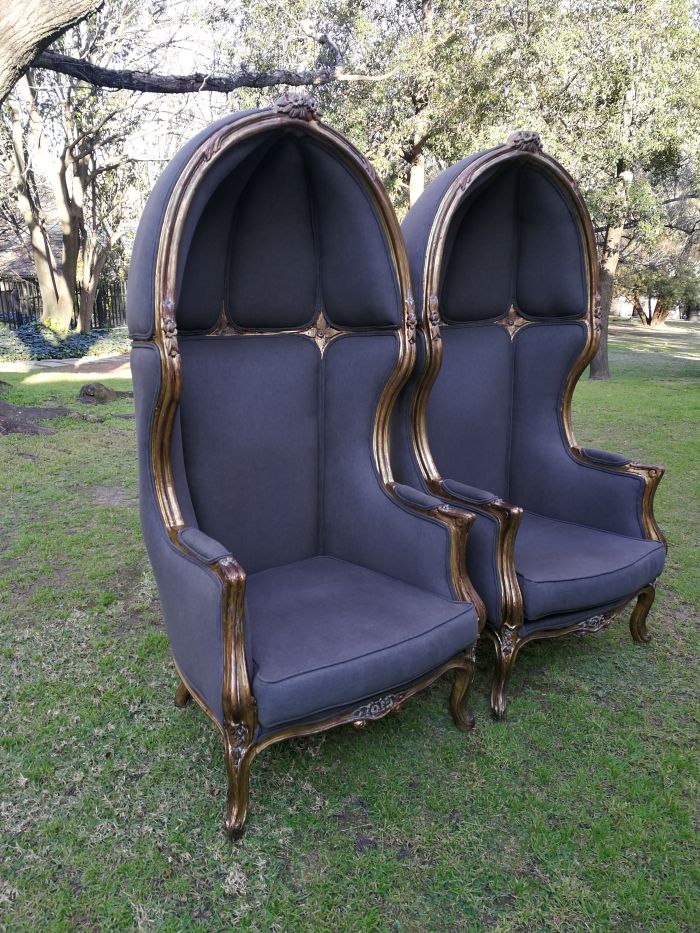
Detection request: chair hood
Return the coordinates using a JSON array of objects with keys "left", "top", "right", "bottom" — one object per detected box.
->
[{"left": 127, "top": 100, "right": 406, "bottom": 341}]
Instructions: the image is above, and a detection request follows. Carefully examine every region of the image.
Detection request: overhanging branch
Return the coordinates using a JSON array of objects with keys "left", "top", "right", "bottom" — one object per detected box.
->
[{"left": 34, "top": 49, "right": 342, "bottom": 94}]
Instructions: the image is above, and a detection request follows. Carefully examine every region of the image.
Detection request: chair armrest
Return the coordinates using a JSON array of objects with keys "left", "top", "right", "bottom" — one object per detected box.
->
[
  {"left": 386, "top": 482, "right": 486, "bottom": 629},
  {"left": 439, "top": 478, "right": 499, "bottom": 505},
  {"left": 178, "top": 527, "right": 233, "bottom": 563},
  {"left": 431, "top": 478, "right": 524, "bottom": 629},
  {"left": 580, "top": 447, "right": 630, "bottom": 466}
]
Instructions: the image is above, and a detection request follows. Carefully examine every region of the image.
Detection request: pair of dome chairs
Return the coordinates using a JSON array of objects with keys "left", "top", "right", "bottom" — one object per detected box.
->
[{"left": 127, "top": 95, "right": 666, "bottom": 836}]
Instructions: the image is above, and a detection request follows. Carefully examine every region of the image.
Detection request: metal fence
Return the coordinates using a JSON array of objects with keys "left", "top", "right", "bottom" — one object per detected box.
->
[{"left": 0, "top": 273, "right": 127, "bottom": 330}]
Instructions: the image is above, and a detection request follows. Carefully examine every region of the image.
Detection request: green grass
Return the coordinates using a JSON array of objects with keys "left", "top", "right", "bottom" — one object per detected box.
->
[{"left": 1, "top": 322, "right": 698, "bottom": 931}]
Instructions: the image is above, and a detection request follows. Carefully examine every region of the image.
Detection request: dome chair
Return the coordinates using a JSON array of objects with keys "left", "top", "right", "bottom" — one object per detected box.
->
[
  {"left": 392, "top": 131, "right": 666, "bottom": 719},
  {"left": 127, "top": 96, "right": 485, "bottom": 836}
]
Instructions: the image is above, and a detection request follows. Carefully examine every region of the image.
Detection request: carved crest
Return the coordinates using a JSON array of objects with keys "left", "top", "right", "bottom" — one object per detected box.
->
[
  {"left": 406, "top": 296, "right": 417, "bottom": 344},
  {"left": 506, "top": 130, "right": 543, "bottom": 154},
  {"left": 274, "top": 93, "right": 321, "bottom": 122},
  {"left": 351, "top": 693, "right": 405, "bottom": 721},
  {"left": 161, "top": 298, "right": 179, "bottom": 359},
  {"left": 427, "top": 294, "right": 441, "bottom": 342}
]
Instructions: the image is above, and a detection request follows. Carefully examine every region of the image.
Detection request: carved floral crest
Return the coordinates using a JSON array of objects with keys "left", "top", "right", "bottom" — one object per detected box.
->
[
  {"left": 506, "top": 130, "right": 543, "bottom": 154},
  {"left": 274, "top": 93, "right": 321, "bottom": 122}
]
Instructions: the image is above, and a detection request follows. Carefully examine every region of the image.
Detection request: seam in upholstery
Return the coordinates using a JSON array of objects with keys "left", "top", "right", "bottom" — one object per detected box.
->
[
  {"left": 254, "top": 605, "right": 475, "bottom": 685},
  {"left": 504, "top": 165, "right": 523, "bottom": 502},
  {"left": 301, "top": 138, "right": 326, "bottom": 557},
  {"left": 516, "top": 548, "right": 663, "bottom": 585}
]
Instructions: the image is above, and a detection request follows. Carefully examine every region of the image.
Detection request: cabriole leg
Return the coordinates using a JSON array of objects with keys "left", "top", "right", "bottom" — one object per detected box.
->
[
  {"left": 174, "top": 679, "right": 191, "bottom": 707},
  {"left": 223, "top": 725, "right": 254, "bottom": 839},
  {"left": 630, "top": 584, "right": 655, "bottom": 645},
  {"left": 449, "top": 648, "right": 477, "bottom": 732},
  {"left": 491, "top": 627, "right": 520, "bottom": 721}
]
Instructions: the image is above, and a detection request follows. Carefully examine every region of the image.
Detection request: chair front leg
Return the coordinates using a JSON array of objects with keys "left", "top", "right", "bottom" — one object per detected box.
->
[
  {"left": 223, "top": 722, "right": 255, "bottom": 838},
  {"left": 449, "top": 647, "right": 477, "bottom": 732},
  {"left": 490, "top": 626, "right": 521, "bottom": 721},
  {"left": 630, "top": 583, "right": 655, "bottom": 645}
]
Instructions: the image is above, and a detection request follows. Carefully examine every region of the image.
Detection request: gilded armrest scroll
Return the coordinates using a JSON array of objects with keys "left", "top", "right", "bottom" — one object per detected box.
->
[
  {"left": 387, "top": 482, "right": 486, "bottom": 630},
  {"left": 430, "top": 478, "right": 525, "bottom": 630},
  {"left": 570, "top": 446, "right": 666, "bottom": 548},
  {"left": 173, "top": 525, "right": 256, "bottom": 742}
]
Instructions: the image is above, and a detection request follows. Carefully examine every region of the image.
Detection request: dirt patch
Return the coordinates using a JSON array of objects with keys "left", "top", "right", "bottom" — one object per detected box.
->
[
  {"left": 90, "top": 485, "right": 137, "bottom": 508},
  {"left": 0, "top": 400, "right": 70, "bottom": 436}
]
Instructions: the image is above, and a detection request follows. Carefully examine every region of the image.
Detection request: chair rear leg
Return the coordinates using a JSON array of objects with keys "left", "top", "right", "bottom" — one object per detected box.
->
[
  {"left": 630, "top": 584, "right": 655, "bottom": 645},
  {"left": 174, "top": 679, "right": 191, "bottom": 707}
]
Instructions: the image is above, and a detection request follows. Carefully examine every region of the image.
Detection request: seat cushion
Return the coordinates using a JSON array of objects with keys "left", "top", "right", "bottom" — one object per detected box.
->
[
  {"left": 515, "top": 512, "right": 666, "bottom": 621},
  {"left": 247, "top": 556, "right": 479, "bottom": 729}
]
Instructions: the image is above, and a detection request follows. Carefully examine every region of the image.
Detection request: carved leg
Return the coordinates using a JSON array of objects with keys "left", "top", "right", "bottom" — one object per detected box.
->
[
  {"left": 630, "top": 584, "right": 655, "bottom": 645},
  {"left": 223, "top": 725, "right": 255, "bottom": 839},
  {"left": 449, "top": 648, "right": 476, "bottom": 732},
  {"left": 490, "top": 627, "right": 520, "bottom": 721},
  {"left": 174, "top": 679, "right": 191, "bottom": 708}
]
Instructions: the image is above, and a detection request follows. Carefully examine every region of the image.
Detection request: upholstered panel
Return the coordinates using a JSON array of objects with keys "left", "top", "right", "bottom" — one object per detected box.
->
[
  {"left": 178, "top": 335, "right": 320, "bottom": 573},
  {"left": 226, "top": 137, "right": 317, "bottom": 329},
  {"left": 435, "top": 162, "right": 586, "bottom": 323},
  {"left": 131, "top": 343, "right": 225, "bottom": 720},
  {"left": 247, "top": 556, "right": 478, "bottom": 728},
  {"left": 516, "top": 166, "right": 586, "bottom": 317},
  {"left": 427, "top": 326, "right": 513, "bottom": 499},
  {"left": 402, "top": 153, "right": 487, "bottom": 317},
  {"left": 176, "top": 135, "right": 277, "bottom": 332},
  {"left": 322, "top": 335, "right": 456, "bottom": 599},
  {"left": 509, "top": 324, "right": 647, "bottom": 537},
  {"left": 515, "top": 512, "right": 665, "bottom": 620},
  {"left": 302, "top": 140, "right": 401, "bottom": 329},
  {"left": 441, "top": 167, "right": 517, "bottom": 322},
  {"left": 126, "top": 111, "right": 257, "bottom": 339}
]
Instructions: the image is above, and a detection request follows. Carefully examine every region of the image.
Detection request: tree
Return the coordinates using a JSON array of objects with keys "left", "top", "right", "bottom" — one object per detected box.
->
[
  {"left": 485, "top": 0, "right": 700, "bottom": 378},
  {"left": 620, "top": 260, "right": 700, "bottom": 326},
  {"left": 1, "top": 2, "right": 147, "bottom": 329},
  {"left": 0, "top": 0, "right": 102, "bottom": 104}
]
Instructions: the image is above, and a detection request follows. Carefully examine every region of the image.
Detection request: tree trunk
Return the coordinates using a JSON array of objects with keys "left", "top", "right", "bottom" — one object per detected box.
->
[
  {"left": 0, "top": 0, "right": 102, "bottom": 103},
  {"left": 650, "top": 298, "right": 671, "bottom": 327},
  {"left": 409, "top": 150, "right": 425, "bottom": 207},
  {"left": 76, "top": 246, "right": 107, "bottom": 333},
  {"left": 31, "top": 235, "right": 75, "bottom": 326},
  {"left": 590, "top": 223, "right": 624, "bottom": 380}
]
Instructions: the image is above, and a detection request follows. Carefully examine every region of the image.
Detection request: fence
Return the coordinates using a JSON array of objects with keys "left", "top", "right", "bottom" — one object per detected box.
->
[{"left": 0, "top": 273, "right": 127, "bottom": 330}]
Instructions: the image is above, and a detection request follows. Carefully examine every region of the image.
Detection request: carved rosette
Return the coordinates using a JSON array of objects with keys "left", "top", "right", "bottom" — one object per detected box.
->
[
  {"left": 496, "top": 305, "right": 531, "bottom": 340},
  {"left": 303, "top": 309, "right": 343, "bottom": 354},
  {"left": 226, "top": 720, "right": 251, "bottom": 764},
  {"left": 274, "top": 93, "right": 320, "bottom": 122},
  {"left": 406, "top": 296, "right": 417, "bottom": 344},
  {"left": 351, "top": 693, "right": 405, "bottom": 721},
  {"left": 506, "top": 130, "right": 543, "bottom": 154},
  {"left": 574, "top": 614, "right": 609, "bottom": 636},
  {"left": 161, "top": 299, "right": 179, "bottom": 359},
  {"left": 499, "top": 625, "right": 519, "bottom": 656},
  {"left": 427, "top": 294, "right": 441, "bottom": 342}
]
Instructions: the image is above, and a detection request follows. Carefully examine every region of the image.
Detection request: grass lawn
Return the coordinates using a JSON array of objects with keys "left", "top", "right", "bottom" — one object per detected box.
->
[{"left": 0, "top": 321, "right": 698, "bottom": 931}]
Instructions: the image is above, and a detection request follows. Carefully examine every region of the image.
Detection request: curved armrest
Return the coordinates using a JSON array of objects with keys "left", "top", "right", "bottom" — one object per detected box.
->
[
  {"left": 178, "top": 527, "right": 233, "bottom": 563},
  {"left": 431, "top": 478, "right": 524, "bottom": 629},
  {"left": 580, "top": 447, "right": 630, "bottom": 466},
  {"left": 387, "top": 482, "right": 486, "bottom": 629},
  {"left": 439, "top": 478, "right": 499, "bottom": 505},
  {"left": 569, "top": 446, "right": 666, "bottom": 547}
]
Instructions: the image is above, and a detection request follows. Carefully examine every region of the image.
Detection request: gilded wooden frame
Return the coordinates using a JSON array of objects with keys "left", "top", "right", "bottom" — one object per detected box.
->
[
  {"left": 143, "top": 98, "right": 485, "bottom": 836},
  {"left": 409, "top": 131, "right": 666, "bottom": 720}
]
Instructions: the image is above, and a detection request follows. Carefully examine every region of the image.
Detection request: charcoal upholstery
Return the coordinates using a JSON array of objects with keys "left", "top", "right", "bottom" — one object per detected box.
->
[
  {"left": 396, "top": 152, "right": 665, "bottom": 631},
  {"left": 128, "top": 110, "right": 478, "bottom": 733}
]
